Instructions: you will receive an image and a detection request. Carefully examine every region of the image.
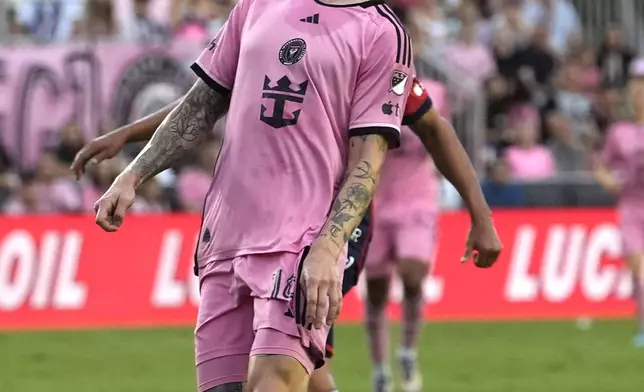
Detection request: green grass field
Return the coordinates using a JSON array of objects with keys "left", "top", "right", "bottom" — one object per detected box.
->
[{"left": 1, "top": 321, "right": 643, "bottom": 392}]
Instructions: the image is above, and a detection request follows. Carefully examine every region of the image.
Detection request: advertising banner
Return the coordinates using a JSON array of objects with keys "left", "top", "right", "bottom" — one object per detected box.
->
[{"left": 0, "top": 210, "right": 632, "bottom": 330}]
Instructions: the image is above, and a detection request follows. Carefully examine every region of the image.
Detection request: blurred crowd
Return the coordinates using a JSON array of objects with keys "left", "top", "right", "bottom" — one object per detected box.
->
[
  {"left": 0, "top": 0, "right": 640, "bottom": 213},
  {"left": 2, "top": 0, "right": 233, "bottom": 43}
]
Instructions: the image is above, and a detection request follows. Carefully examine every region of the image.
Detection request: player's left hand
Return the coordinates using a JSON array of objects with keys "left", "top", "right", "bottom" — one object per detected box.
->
[
  {"left": 461, "top": 216, "right": 503, "bottom": 268},
  {"left": 300, "top": 244, "right": 342, "bottom": 329}
]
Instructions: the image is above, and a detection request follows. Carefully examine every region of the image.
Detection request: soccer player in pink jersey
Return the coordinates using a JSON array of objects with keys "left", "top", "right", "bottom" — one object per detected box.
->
[
  {"left": 363, "top": 77, "right": 447, "bottom": 392},
  {"left": 93, "top": 0, "right": 416, "bottom": 390},
  {"left": 77, "top": 75, "right": 502, "bottom": 392},
  {"left": 596, "top": 58, "right": 644, "bottom": 347},
  {"left": 77, "top": 9, "right": 501, "bottom": 392}
]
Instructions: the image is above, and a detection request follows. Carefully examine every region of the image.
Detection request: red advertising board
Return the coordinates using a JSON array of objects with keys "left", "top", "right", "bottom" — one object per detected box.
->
[{"left": 0, "top": 210, "right": 633, "bottom": 330}]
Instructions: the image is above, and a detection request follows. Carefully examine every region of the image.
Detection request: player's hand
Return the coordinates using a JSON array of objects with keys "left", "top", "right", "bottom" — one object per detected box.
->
[
  {"left": 94, "top": 172, "right": 137, "bottom": 232},
  {"left": 300, "top": 244, "right": 342, "bottom": 329},
  {"left": 71, "top": 131, "right": 129, "bottom": 179},
  {"left": 461, "top": 216, "right": 503, "bottom": 268}
]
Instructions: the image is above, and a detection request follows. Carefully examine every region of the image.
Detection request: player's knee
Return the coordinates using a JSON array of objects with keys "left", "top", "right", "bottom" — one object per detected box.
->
[
  {"left": 308, "top": 365, "right": 336, "bottom": 392},
  {"left": 367, "top": 277, "right": 390, "bottom": 307},
  {"left": 203, "top": 382, "right": 244, "bottom": 392},
  {"left": 399, "top": 259, "right": 428, "bottom": 296},
  {"left": 247, "top": 354, "right": 309, "bottom": 392}
]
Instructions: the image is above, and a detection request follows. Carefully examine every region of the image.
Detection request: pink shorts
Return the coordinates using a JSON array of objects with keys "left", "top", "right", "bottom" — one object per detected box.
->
[
  {"left": 365, "top": 216, "right": 437, "bottom": 278},
  {"left": 194, "top": 248, "right": 343, "bottom": 391},
  {"left": 620, "top": 209, "right": 644, "bottom": 255}
]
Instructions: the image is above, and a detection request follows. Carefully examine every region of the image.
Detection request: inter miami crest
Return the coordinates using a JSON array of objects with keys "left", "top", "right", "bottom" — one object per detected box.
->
[
  {"left": 279, "top": 38, "right": 307, "bottom": 66},
  {"left": 390, "top": 70, "right": 409, "bottom": 96}
]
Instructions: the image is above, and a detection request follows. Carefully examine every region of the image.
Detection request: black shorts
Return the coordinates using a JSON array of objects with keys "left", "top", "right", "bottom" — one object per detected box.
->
[{"left": 325, "top": 204, "right": 373, "bottom": 358}]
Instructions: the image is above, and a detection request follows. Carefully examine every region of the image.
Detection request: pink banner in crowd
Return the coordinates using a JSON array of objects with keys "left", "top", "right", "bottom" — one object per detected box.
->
[{"left": 0, "top": 41, "right": 205, "bottom": 166}]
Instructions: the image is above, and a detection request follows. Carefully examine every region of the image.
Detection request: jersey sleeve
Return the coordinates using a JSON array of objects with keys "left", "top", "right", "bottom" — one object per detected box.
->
[
  {"left": 402, "top": 78, "right": 433, "bottom": 126},
  {"left": 348, "top": 24, "right": 414, "bottom": 149},
  {"left": 189, "top": 0, "right": 252, "bottom": 95}
]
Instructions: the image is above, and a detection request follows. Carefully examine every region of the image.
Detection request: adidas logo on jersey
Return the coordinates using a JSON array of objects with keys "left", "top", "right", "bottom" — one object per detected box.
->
[{"left": 300, "top": 14, "right": 319, "bottom": 24}]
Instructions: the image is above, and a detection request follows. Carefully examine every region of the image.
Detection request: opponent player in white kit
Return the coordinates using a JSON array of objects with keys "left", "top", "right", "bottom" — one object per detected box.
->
[{"left": 94, "top": 0, "right": 415, "bottom": 390}]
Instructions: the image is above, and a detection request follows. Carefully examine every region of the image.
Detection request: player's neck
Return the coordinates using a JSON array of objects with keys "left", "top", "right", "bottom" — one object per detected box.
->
[{"left": 315, "top": 0, "right": 383, "bottom": 7}]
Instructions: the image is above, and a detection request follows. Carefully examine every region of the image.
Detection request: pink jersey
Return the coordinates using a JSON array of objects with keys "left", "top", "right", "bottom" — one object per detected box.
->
[
  {"left": 191, "top": 0, "right": 413, "bottom": 263},
  {"left": 601, "top": 121, "right": 644, "bottom": 209},
  {"left": 375, "top": 78, "right": 446, "bottom": 221}
]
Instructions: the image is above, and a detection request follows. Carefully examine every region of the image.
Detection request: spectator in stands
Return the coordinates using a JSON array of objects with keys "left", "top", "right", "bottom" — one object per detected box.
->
[
  {"left": 176, "top": 136, "right": 221, "bottom": 212},
  {"left": 522, "top": 0, "right": 581, "bottom": 56},
  {"left": 56, "top": 122, "right": 85, "bottom": 167},
  {"left": 481, "top": 158, "right": 525, "bottom": 207},
  {"left": 174, "top": 0, "right": 230, "bottom": 40},
  {"left": 33, "top": 151, "right": 82, "bottom": 213},
  {"left": 593, "top": 86, "right": 624, "bottom": 133},
  {"left": 548, "top": 59, "right": 593, "bottom": 121},
  {"left": 0, "top": 144, "right": 17, "bottom": 209},
  {"left": 492, "top": 0, "right": 532, "bottom": 46},
  {"left": 444, "top": 23, "right": 496, "bottom": 87},
  {"left": 74, "top": 0, "right": 116, "bottom": 40},
  {"left": 11, "top": 0, "right": 85, "bottom": 43},
  {"left": 120, "top": 0, "right": 169, "bottom": 43},
  {"left": 131, "top": 179, "right": 169, "bottom": 213},
  {"left": 504, "top": 106, "right": 556, "bottom": 179},
  {"left": 449, "top": 0, "right": 492, "bottom": 45},
  {"left": 519, "top": 23, "right": 556, "bottom": 105},
  {"left": 546, "top": 112, "right": 589, "bottom": 172},
  {"left": 597, "top": 25, "right": 635, "bottom": 89},
  {"left": 412, "top": 0, "right": 450, "bottom": 49},
  {"left": 3, "top": 171, "right": 41, "bottom": 215}
]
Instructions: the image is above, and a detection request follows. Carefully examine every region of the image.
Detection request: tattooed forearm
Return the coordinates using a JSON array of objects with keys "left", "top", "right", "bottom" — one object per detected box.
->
[
  {"left": 317, "top": 135, "right": 387, "bottom": 253},
  {"left": 125, "top": 80, "right": 229, "bottom": 186}
]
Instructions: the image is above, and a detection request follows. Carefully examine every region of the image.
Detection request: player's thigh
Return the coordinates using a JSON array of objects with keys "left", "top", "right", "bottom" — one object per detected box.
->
[
  {"left": 247, "top": 354, "right": 309, "bottom": 392},
  {"left": 393, "top": 221, "right": 435, "bottom": 289},
  {"left": 196, "top": 260, "right": 254, "bottom": 391},
  {"left": 308, "top": 360, "right": 336, "bottom": 392},
  {"left": 241, "top": 251, "right": 342, "bottom": 385},
  {"left": 364, "top": 224, "right": 395, "bottom": 280},
  {"left": 619, "top": 210, "right": 644, "bottom": 272}
]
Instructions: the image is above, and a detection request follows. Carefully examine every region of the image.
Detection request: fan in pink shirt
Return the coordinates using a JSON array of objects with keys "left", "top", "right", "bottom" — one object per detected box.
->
[
  {"left": 504, "top": 105, "right": 556, "bottom": 180},
  {"left": 596, "top": 57, "right": 644, "bottom": 347}
]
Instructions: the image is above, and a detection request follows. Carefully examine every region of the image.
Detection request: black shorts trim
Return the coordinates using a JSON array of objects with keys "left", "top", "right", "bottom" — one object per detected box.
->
[
  {"left": 349, "top": 126, "right": 401, "bottom": 149},
  {"left": 190, "top": 63, "right": 231, "bottom": 96},
  {"left": 402, "top": 97, "right": 432, "bottom": 126}
]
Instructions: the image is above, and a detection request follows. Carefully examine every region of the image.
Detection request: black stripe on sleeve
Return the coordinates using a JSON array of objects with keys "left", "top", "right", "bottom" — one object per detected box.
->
[
  {"left": 349, "top": 126, "right": 401, "bottom": 149},
  {"left": 374, "top": 5, "right": 404, "bottom": 66},
  {"left": 190, "top": 63, "right": 231, "bottom": 96},
  {"left": 402, "top": 96, "right": 433, "bottom": 126},
  {"left": 382, "top": 5, "right": 410, "bottom": 67}
]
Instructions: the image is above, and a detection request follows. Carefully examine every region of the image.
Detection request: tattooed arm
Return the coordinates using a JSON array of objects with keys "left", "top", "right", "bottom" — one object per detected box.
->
[
  {"left": 119, "top": 80, "right": 229, "bottom": 187},
  {"left": 315, "top": 135, "right": 389, "bottom": 257}
]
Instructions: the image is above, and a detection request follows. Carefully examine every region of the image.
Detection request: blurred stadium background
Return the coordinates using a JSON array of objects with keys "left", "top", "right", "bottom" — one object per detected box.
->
[{"left": 0, "top": 0, "right": 643, "bottom": 391}]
